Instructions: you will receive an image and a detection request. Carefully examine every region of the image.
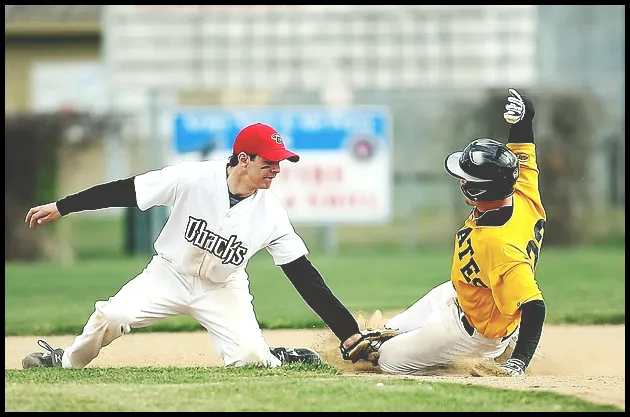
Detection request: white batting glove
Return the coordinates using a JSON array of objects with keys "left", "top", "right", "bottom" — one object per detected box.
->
[
  {"left": 503, "top": 88, "right": 526, "bottom": 124},
  {"left": 500, "top": 358, "right": 527, "bottom": 377}
]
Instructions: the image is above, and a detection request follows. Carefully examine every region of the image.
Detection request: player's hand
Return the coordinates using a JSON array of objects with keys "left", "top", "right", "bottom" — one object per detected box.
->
[
  {"left": 340, "top": 328, "right": 400, "bottom": 365},
  {"left": 503, "top": 89, "right": 526, "bottom": 124},
  {"left": 499, "top": 358, "right": 527, "bottom": 377},
  {"left": 503, "top": 88, "right": 536, "bottom": 125},
  {"left": 25, "top": 202, "right": 62, "bottom": 228}
]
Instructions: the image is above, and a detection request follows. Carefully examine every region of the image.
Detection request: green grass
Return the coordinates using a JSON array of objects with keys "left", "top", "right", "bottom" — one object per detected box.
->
[
  {"left": 5, "top": 219, "right": 625, "bottom": 412},
  {"left": 4, "top": 246, "right": 625, "bottom": 336},
  {"left": 4, "top": 365, "right": 622, "bottom": 412},
  {"left": 62, "top": 215, "right": 126, "bottom": 259}
]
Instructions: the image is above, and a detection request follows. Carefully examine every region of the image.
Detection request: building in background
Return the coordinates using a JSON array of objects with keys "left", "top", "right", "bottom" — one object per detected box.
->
[
  {"left": 5, "top": 5, "right": 625, "bottom": 249},
  {"left": 5, "top": 5, "right": 105, "bottom": 199}
]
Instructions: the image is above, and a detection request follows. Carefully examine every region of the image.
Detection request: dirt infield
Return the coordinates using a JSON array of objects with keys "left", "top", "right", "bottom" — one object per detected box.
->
[{"left": 5, "top": 324, "right": 625, "bottom": 409}]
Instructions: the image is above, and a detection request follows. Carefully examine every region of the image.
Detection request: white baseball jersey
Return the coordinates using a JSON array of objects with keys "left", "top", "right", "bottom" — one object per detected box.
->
[
  {"left": 134, "top": 160, "right": 309, "bottom": 282},
  {"left": 59, "top": 160, "right": 309, "bottom": 370}
]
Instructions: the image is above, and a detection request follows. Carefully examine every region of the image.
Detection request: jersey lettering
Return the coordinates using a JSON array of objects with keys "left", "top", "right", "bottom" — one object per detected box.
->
[
  {"left": 526, "top": 219, "right": 546, "bottom": 270},
  {"left": 456, "top": 227, "right": 488, "bottom": 288},
  {"left": 185, "top": 216, "right": 248, "bottom": 266}
]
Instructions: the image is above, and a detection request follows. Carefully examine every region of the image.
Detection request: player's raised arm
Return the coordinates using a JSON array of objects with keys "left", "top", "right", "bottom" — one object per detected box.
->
[
  {"left": 503, "top": 88, "right": 536, "bottom": 144},
  {"left": 503, "top": 89, "right": 542, "bottom": 201}
]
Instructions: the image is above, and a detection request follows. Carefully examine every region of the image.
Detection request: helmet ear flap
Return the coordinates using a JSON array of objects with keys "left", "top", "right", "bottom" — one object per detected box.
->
[
  {"left": 460, "top": 182, "right": 487, "bottom": 201},
  {"left": 460, "top": 175, "right": 517, "bottom": 202}
]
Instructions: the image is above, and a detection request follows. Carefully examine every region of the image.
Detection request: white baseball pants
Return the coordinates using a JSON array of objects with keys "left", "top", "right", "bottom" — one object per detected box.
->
[
  {"left": 377, "top": 280, "right": 510, "bottom": 375},
  {"left": 61, "top": 256, "right": 281, "bottom": 369}
]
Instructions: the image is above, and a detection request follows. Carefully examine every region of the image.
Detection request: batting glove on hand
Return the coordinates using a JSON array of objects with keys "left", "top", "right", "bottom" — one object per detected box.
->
[
  {"left": 500, "top": 358, "right": 527, "bottom": 377},
  {"left": 503, "top": 88, "right": 526, "bottom": 124}
]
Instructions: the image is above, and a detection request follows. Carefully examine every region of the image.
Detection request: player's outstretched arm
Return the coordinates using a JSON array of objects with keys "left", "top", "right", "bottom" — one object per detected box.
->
[
  {"left": 280, "top": 256, "right": 362, "bottom": 347},
  {"left": 25, "top": 177, "right": 138, "bottom": 228},
  {"left": 503, "top": 88, "right": 536, "bottom": 144}
]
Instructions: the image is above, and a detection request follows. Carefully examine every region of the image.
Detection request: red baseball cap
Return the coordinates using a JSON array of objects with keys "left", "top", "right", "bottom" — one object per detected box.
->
[{"left": 233, "top": 122, "right": 300, "bottom": 163}]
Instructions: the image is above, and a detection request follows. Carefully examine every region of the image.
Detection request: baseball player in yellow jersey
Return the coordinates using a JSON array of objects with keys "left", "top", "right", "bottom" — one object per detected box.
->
[{"left": 342, "top": 89, "right": 547, "bottom": 377}]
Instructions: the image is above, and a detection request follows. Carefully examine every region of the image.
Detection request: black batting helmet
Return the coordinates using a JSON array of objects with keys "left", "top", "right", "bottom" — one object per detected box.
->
[{"left": 444, "top": 138, "right": 519, "bottom": 202}]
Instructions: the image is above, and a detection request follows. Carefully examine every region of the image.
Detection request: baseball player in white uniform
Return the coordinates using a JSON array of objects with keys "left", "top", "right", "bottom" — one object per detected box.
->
[{"left": 22, "top": 122, "right": 367, "bottom": 369}]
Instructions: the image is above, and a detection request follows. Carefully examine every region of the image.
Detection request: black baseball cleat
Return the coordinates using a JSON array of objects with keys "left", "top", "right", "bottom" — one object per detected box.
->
[
  {"left": 22, "top": 339, "right": 65, "bottom": 369},
  {"left": 271, "top": 347, "right": 322, "bottom": 365}
]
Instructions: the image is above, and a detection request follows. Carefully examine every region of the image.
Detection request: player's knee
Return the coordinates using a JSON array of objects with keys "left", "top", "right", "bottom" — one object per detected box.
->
[
  {"left": 377, "top": 345, "right": 404, "bottom": 374},
  {"left": 385, "top": 315, "right": 403, "bottom": 332},
  {"left": 94, "top": 302, "right": 131, "bottom": 335}
]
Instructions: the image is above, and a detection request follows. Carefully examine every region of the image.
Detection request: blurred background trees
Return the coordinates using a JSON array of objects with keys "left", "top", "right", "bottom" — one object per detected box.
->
[{"left": 5, "top": 5, "right": 625, "bottom": 261}]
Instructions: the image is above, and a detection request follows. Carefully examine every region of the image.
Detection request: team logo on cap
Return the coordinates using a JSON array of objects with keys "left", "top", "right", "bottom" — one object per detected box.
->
[{"left": 271, "top": 133, "right": 284, "bottom": 144}]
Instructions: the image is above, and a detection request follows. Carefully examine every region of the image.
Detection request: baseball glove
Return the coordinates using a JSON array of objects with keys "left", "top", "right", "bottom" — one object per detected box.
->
[{"left": 340, "top": 328, "right": 401, "bottom": 365}]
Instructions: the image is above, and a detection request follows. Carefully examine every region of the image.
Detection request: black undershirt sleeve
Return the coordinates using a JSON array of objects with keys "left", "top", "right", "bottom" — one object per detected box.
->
[
  {"left": 511, "top": 299, "right": 546, "bottom": 367},
  {"left": 507, "top": 96, "right": 535, "bottom": 144},
  {"left": 56, "top": 177, "right": 138, "bottom": 216},
  {"left": 280, "top": 255, "right": 360, "bottom": 342},
  {"left": 507, "top": 120, "right": 535, "bottom": 144}
]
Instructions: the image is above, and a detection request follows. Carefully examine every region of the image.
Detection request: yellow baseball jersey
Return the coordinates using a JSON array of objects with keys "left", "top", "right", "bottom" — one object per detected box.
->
[{"left": 450, "top": 143, "right": 546, "bottom": 339}]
